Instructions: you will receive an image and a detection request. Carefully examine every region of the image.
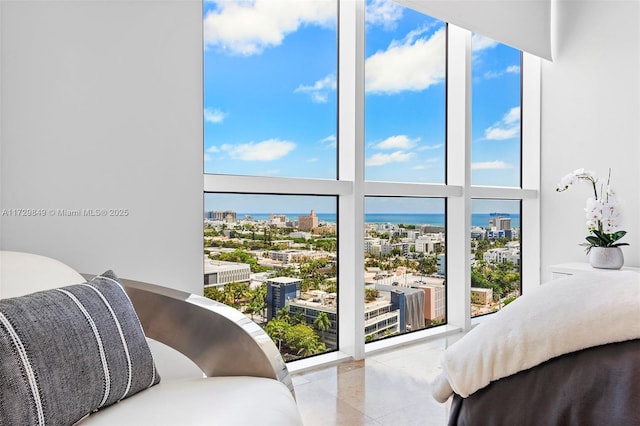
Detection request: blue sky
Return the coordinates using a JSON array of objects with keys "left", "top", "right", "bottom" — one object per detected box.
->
[{"left": 203, "top": 0, "right": 522, "bottom": 213}]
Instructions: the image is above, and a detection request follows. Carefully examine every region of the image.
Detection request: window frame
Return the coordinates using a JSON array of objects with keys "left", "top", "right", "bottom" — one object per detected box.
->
[{"left": 202, "top": 1, "right": 541, "bottom": 367}]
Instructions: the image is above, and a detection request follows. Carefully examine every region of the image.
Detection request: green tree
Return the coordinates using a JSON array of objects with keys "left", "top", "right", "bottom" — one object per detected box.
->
[
  {"left": 243, "top": 299, "right": 264, "bottom": 321},
  {"left": 284, "top": 323, "right": 326, "bottom": 356},
  {"left": 291, "top": 311, "right": 305, "bottom": 326},
  {"left": 264, "top": 318, "right": 290, "bottom": 351},
  {"left": 275, "top": 306, "right": 291, "bottom": 322},
  {"left": 321, "top": 280, "right": 337, "bottom": 294},
  {"left": 217, "top": 249, "right": 261, "bottom": 272},
  {"left": 272, "top": 266, "right": 298, "bottom": 278},
  {"left": 222, "top": 281, "right": 250, "bottom": 308},
  {"left": 313, "top": 311, "right": 332, "bottom": 341},
  {"left": 203, "top": 286, "right": 225, "bottom": 302},
  {"left": 418, "top": 256, "right": 437, "bottom": 275},
  {"left": 364, "top": 288, "right": 379, "bottom": 302}
]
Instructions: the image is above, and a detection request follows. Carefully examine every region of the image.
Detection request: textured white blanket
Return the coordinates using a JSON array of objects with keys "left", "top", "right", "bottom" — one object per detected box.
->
[{"left": 432, "top": 270, "right": 640, "bottom": 403}]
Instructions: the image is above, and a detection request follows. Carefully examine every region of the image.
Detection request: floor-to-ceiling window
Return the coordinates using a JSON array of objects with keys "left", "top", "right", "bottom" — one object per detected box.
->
[
  {"left": 363, "top": 2, "right": 447, "bottom": 343},
  {"left": 203, "top": 0, "right": 539, "bottom": 363},
  {"left": 470, "top": 37, "right": 523, "bottom": 317}
]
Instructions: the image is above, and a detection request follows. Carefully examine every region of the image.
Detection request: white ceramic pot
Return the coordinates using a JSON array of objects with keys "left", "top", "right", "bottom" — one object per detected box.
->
[{"left": 588, "top": 246, "right": 624, "bottom": 269}]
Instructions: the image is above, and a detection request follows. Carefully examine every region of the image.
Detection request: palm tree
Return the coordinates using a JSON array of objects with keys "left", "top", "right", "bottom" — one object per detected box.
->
[{"left": 313, "top": 311, "right": 331, "bottom": 342}]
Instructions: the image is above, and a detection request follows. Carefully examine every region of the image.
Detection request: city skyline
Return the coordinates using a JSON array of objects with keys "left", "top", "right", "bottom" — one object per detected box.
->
[{"left": 204, "top": 193, "right": 521, "bottom": 215}]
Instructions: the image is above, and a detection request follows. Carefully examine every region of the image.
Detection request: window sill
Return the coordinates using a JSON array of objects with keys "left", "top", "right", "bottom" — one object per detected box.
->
[{"left": 287, "top": 324, "right": 462, "bottom": 374}]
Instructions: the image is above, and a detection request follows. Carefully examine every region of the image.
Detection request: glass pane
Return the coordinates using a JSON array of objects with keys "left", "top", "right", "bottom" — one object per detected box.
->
[
  {"left": 471, "top": 35, "right": 522, "bottom": 187},
  {"left": 364, "top": 1, "right": 446, "bottom": 183},
  {"left": 203, "top": 1, "right": 337, "bottom": 179},
  {"left": 204, "top": 193, "right": 338, "bottom": 361},
  {"left": 364, "top": 197, "right": 446, "bottom": 343},
  {"left": 470, "top": 199, "right": 521, "bottom": 317}
]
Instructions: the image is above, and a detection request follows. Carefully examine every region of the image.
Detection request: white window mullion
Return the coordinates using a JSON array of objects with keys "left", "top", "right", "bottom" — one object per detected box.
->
[
  {"left": 337, "top": 0, "right": 365, "bottom": 360},
  {"left": 521, "top": 53, "right": 542, "bottom": 293},
  {"left": 469, "top": 186, "right": 537, "bottom": 200},
  {"left": 365, "top": 181, "right": 462, "bottom": 198},
  {"left": 203, "top": 174, "right": 350, "bottom": 196},
  {"left": 446, "top": 25, "right": 472, "bottom": 332}
]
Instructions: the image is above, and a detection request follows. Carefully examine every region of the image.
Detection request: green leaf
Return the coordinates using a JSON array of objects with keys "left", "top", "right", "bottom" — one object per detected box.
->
[
  {"left": 585, "top": 236, "right": 600, "bottom": 246},
  {"left": 591, "top": 230, "right": 612, "bottom": 245},
  {"left": 609, "top": 230, "right": 627, "bottom": 243}
]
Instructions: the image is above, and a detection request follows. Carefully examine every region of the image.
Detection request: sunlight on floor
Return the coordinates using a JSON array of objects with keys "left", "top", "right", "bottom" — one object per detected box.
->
[{"left": 292, "top": 335, "right": 461, "bottom": 426}]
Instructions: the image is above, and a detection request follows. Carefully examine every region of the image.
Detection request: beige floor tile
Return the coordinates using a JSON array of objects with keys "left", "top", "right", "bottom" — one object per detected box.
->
[
  {"left": 294, "top": 380, "right": 382, "bottom": 426},
  {"left": 292, "top": 337, "right": 451, "bottom": 426}
]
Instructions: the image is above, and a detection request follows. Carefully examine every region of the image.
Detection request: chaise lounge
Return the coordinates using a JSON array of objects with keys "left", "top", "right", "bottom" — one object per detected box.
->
[{"left": 0, "top": 251, "right": 303, "bottom": 425}]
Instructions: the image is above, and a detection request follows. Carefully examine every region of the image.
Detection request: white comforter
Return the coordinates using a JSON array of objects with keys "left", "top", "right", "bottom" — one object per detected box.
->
[{"left": 432, "top": 270, "right": 640, "bottom": 403}]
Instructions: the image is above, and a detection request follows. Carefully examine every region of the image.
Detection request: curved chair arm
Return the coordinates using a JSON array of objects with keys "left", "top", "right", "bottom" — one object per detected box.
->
[{"left": 119, "top": 278, "right": 294, "bottom": 396}]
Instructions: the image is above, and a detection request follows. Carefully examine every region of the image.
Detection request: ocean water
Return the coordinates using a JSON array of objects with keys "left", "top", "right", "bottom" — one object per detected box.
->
[{"left": 236, "top": 213, "right": 520, "bottom": 229}]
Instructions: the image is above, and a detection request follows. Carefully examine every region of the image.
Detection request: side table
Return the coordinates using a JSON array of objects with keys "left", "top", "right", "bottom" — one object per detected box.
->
[{"left": 549, "top": 262, "right": 640, "bottom": 281}]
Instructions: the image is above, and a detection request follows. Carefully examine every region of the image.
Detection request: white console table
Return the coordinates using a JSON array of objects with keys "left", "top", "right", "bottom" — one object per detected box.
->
[{"left": 549, "top": 262, "right": 640, "bottom": 281}]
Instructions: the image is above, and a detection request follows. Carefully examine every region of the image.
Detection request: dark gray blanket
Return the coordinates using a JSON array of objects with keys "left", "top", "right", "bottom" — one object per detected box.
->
[{"left": 448, "top": 339, "right": 640, "bottom": 426}]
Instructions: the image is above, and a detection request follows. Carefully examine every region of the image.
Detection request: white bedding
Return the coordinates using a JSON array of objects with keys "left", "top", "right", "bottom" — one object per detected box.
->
[{"left": 432, "top": 270, "right": 640, "bottom": 403}]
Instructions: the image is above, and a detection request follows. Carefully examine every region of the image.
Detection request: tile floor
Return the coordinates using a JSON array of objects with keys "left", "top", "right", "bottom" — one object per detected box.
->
[{"left": 292, "top": 335, "right": 460, "bottom": 426}]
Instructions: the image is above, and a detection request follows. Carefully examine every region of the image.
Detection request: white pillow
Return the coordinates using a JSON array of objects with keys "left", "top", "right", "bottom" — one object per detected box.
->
[{"left": 0, "top": 251, "right": 85, "bottom": 298}]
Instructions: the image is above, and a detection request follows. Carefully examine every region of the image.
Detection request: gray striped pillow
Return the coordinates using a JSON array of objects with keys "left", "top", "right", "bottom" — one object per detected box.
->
[{"left": 0, "top": 271, "right": 160, "bottom": 425}]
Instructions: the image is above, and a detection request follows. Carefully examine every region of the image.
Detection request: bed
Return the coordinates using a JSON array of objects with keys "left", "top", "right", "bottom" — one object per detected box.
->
[{"left": 431, "top": 270, "right": 640, "bottom": 425}]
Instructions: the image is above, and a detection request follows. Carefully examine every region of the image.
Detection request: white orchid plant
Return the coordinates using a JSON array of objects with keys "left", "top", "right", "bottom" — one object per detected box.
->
[{"left": 556, "top": 168, "right": 629, "bottom": 253}]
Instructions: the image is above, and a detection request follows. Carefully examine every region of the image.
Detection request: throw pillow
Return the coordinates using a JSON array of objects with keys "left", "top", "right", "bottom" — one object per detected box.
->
[{"left": 0, "top": 270, "right": 160, "bottom": 425}]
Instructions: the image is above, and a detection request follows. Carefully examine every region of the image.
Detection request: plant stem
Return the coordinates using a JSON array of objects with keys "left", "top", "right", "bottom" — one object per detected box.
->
[{"left": 606, "top": 168, "right": 611, "bottom": 203}]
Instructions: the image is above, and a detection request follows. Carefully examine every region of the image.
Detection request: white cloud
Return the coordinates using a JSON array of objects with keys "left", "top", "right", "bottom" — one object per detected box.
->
[
  {"left": 307, "top": 158, "right": 319, "bottom": 163},
  {"left": 484, "top": 107, "right": 521, "bottom": 140},
  {"left": 204, "top": 153, "right": 212, "bottom": 162},
  {"left": 374, "top": 135, "right": 420, "bottom": 150},
  {"left": 366, "top": 0, "right": 404, "bottom": 30},
  {"left": 366, "top": 150, "right": 414, "bottom": 166},
  {"left": 206, "top": 145, "right": 220, "bottom": 153},
  {"left": 204, "top": 0, "right": 335, "bottom": 56},
  {"left": 294, "top": 74, "right": 336, "bottom": 103},
  {"left": 221, "top": 138, "right": 296, "bottom": 161},
  {"left": 204, "top": 108, "right": 227, "bottom": 124},
  {"left": 483, "top": 64, "right": 521, "bottom": 80},
  {"left": 483, "top": 70, "right": 501, "bottom": 79},
  {"left": 503, "top": 107, "right": 520, "bottom": 124},
  {"left": 365, "top": 27, "right": 446, "bottom": 94},
  {"left": 320, "top": 135, "right": 337, "bottom": 148},
  {"left": 471, "top": 33, "right": 498, "bottom": 52},
  {"left": 417, "top": 143, "right": 443, "bottom": 151},
  {"left": 472, "top": 161, "right": 514, "bottom": 170}
]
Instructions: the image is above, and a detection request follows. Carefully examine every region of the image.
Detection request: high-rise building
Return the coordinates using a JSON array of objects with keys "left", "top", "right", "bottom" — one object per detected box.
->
[
  {"left": 266, "top": 277, "right": 301, "bottom": 320},
  {"left": 205, "top": 210, "right": 237, "bottom": 222},
  {"left": 488, "top": 214, "right": 511, "bottom": 231},
  {"left": 416, "top": 283, "right": 446, "bottom": 323},
  {"left": 298, "top": 209, "right": 318, "bottom": 231},
  {"left": 269, "top": 214, "right": 288, "bottom": 227},
  {"left": 375, "top": 284, "right": 425, "bottom": 333}
]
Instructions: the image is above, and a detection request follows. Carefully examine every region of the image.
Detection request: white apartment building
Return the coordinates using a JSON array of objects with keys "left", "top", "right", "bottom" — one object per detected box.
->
[
  {"left": 204, "top": 258, "right": 251, "bottom": 287},
  {"left": 483, "top": 243, "right": 521, "bottom": 265},
  {"left": 414, "top": 234, "right": 444, "bottom": 254}
]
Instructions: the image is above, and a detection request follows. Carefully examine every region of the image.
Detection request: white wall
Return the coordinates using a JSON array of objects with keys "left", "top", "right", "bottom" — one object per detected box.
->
[
  {"left": 540, "top": 0, "right": 640, "bottom": 274},
  {"left": 0, "top": 0, "right": 203, "bottom": 294}
]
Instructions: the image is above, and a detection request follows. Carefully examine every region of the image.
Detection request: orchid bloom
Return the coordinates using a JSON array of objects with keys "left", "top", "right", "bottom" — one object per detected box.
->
[{"left": 557, "top": 168, "right": 628, "bottom": 251}]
